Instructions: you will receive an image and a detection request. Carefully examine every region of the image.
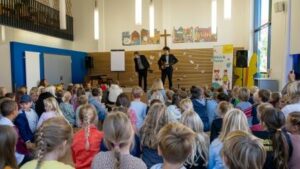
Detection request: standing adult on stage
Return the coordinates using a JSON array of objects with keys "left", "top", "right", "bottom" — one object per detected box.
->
[
  {"left": 158, "top": 46, "right": 178, "bottom": 89},
  {"left": 134, "top": 51, "right": 150, "bottom": 91}
]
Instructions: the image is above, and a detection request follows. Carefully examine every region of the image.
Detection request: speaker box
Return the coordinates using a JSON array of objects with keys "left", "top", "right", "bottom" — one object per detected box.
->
[
  {"left": 85, "top": 56, "right": 94, "bottom": 69},
  {"left": 236, "top": 50, "right": 248, "bottom": 68}
]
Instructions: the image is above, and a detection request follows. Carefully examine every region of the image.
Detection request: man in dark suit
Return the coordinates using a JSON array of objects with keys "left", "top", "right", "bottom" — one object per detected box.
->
[
  {"left": 158, "top": 46, "right": 178, "bottom": 89},
  {"left": 134, "top": 51, "right": 150, "bottom": 91}
]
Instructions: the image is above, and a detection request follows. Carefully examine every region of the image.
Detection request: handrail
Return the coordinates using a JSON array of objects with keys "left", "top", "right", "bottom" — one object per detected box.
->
[{"left": 0, "top": 0, "right": 74, "bottom": 40}]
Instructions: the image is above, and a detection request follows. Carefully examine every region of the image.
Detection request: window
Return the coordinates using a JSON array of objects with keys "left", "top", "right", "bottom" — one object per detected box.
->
[{"left": 254, "top": 0, "right": 272, "bottom": 73}]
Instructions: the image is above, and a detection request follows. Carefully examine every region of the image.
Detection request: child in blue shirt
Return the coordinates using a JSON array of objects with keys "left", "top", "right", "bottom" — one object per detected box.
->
[{"left": 15, "top": 95, "right": 38, "bottom": 151}]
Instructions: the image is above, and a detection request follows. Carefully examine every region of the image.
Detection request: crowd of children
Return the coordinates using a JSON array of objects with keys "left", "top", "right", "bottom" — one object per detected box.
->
[{"left": 1, "top": 77, "right": 300, "bottom": 169}]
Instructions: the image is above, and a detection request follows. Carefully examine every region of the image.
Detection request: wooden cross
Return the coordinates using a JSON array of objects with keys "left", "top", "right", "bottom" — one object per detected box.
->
[{"left": 160, "top": 29, "right": 171, "bottom": 47}]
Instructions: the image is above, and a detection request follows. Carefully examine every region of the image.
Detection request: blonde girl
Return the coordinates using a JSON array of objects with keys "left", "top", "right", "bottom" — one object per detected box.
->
[
  {"left": 75, "top": 95, "right": 89, "bottom": 127},
  {"left": 282, "top": 81, "right": 300, "bottom": 116},
  {"left": 72, "top": 105, "right": 103, "bottom": 169},
  {"left": 222, "top": 130, "right": 266, "bottom": 169},
  {"left": 37, "top": 97, "right": 63, "bottom": 128},
  {"left": 210, "top": 101, "right": 233, "bottom": 142},
  {"left": 140, "top": 103, "right": 171, "bottom": 168},
  {"left": 21, "top": 117, "right": 73, "bottom": 169},
  {"left": 91, "top": 111, "right": 147, "bottom": 169},
  {"left": 208, "top": 108, "right": 250, "bottom": 169},
  {"left": 60, "top": 91, "right": 75, "bottom": 126},
  {"left": 147, "top": 79, "right": 166, "bottom": 102},
  {"left": 181, "top": 110, "right": 209, "bottom": 169},
  {"left": 180, "top": 98, "right": 194, "bottom": 113}
]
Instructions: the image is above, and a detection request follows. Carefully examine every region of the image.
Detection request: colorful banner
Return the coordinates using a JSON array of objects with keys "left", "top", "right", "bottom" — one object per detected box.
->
[
  {"left": 212, "top": 45, "right": 234, "bottom": 89},
  {"left": 173, "top": 26, "right": 217, "bottom": 43},
  {"left": 122, "top": 29, "right": 160, "bottom": 46}
]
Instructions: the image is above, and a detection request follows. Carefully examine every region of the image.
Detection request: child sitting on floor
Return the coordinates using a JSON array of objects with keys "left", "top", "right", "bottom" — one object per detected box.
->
[
  {"left": 15, "top": 95, "right": 39, "bottom": 153},
  {"left": 151, "top": 122, "right": 196, "bottom": 169},
  {"left": 72, "top": 105, "right": 104, "bottom": 169}
]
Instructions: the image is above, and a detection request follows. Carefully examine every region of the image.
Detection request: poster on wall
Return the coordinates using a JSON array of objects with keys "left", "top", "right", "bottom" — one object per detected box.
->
[
  {"left": 122, "top": 29, "right": 160, "bottom": 46},
  {"left": 212, "top": 45, "right": 234, "bottom": 89},
  {"left": 173, "top": 26, "right": 217, "bottom": 43}
]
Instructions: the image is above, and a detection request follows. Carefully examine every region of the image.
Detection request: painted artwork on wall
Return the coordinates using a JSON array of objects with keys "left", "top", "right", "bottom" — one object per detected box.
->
[
  {"left": 122, "top": 29, "right": 160, "bottom": 46},
  {"left": 184, "top": 27, "right": 194, "bottom": 43},
  {"left": 173, "top": 26, "right": 217, "bottom": 43},
  {"left": 173, "top": 27, "right": 184, "bottom": 43}
]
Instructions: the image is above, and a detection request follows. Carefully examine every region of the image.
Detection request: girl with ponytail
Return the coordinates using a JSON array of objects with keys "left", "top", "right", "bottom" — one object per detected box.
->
[
  {"left": 21, "top": 117, "right": 73, "bottom": 169},
  {"left": 252, "top": 107, "right": 292, "bottom": 169},
  {"left": 71, "top": 105, "right": 104, "bottom": 169},
  {"left": 92, "top": 111, "right": 147, "bottom": 169},
  {"left": 285, "top": 111, "right": 300, "bottom": 169}
]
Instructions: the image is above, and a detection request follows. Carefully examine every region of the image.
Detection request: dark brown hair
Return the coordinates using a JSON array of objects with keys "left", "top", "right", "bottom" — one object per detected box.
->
[
  {"left": 258, "top": 89, "right": 271, "bottom": 102},
  {"left": 260, "top": 108, "right": 289, "bottom": 169},
  {"left": 0, "top": 100, "right": 18, "bottom": 117},
  {"left": 0, "top": 125, "right": 18, "bottom": 169},
  {"left": 190, "top": 86, "right": 202, "bottom": 99},
  {"left": 116, "top": 93, "right": 130, "bottom": 108}
]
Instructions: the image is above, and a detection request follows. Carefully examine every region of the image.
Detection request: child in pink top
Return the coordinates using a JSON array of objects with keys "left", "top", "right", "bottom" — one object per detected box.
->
[
  {"left": 37, "top": 97, "right": 63, "bottom": 128},
  {"left": 114, "top": 93, "right": 138, "bottom": 132}
]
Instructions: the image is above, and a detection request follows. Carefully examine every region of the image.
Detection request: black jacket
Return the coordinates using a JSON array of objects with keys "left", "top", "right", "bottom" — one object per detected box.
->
[
  {"left": 134, "top": 55, "right": 150, "bottom": 72},
  {"left": 158, "top": 54, "right": 178, "bottom": 70}
]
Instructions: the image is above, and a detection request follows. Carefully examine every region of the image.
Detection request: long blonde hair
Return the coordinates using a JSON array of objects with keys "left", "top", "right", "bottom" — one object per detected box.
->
[
  {"left": 35, "top": 117, "right": 72, "bottom": 169},
  {"left": 218, "top": 108, "right": 250, "bottom": 142},
  {"left": 222, "top": 130, "right": 266, "bottom": 169},
  {"left": 151, "top": 79, "right": 164, "bottom": 91},
  {"left": 79, "top": 105, "right": 98, "bottom": 150},
  {"left": 43, "top": 97, "right": 63, "bottom": 116},
  {"left": 103, "top": 111, "right": 133, "bottom": 169},
  {"left": 287, "top": 81, "right": 300, "bottom": 103},
  {"left": 62, "top": 91, "right": 72, "bottom": 103},
  {"left": 45, "top": 85, "right": 56, "bottom": 97},
  {"left": 180, "top": 98, "right": 194, "bottom": 112},
  {"left": 181, "top": 110, "right": 209, "bottom": 167},
  {"left": 140, "top": 103, "right": 170, "bottom": 149}
]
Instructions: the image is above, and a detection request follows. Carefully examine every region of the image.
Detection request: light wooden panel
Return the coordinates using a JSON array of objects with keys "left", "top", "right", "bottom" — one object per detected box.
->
[{"left": 88, "top": 48, "right": 242, "bottom": 89}]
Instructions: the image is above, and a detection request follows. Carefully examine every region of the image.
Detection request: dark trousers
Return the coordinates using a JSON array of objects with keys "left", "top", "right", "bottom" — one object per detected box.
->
[
  {"left": 138, "top": 69, "right": 148, "bottom": 91},
  {"left": 161, "top": 67, "right": 173, "bottom": 89}
]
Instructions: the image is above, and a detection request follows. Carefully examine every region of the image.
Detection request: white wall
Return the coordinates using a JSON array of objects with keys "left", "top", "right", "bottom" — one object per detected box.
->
[
  {"left": 290, "top": 0, "right": 300, "bottom": 54},
  {"left": 0, "top": 0, "right": 99, "bottom": 52},
  {"left": 0, "top": 0, "right": 251, "bottom": 52},
  {"left": 72, "top": 0, "right": 99, "bottom": 52},
  {"left": 270, "top": 0, "right": 293, "bottom": 89},
  {"left": 0, "top": 43, "right": 12, "bottom": 92},
  {"left": 100, "top": 0, "right": 251, "bottom": 51},
  {"left": 0, "top": 26, "right": 74, "bottom": 49}
]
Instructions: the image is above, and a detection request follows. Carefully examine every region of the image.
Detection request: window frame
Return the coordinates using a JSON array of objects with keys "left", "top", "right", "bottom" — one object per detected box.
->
[{"left": 253, "top": 0, "right": 272, "bottom": 73}]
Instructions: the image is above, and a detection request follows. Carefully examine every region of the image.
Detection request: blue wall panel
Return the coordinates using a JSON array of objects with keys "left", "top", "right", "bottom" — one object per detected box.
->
[{"left": 10, "top": 42, "right": 87, "bottom": 90}]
